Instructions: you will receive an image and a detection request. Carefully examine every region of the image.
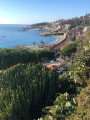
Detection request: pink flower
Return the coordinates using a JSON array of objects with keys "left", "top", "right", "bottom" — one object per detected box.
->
[
  {"left": 88, "top": 90, "right": 90, "bottom": 92},
  {"left": 77, "top": 115, "right": 79, "bottom": 117}
]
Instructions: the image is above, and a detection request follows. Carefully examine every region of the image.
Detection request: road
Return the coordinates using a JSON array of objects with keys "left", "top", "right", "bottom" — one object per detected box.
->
[{"left": 42, "top": 57, "right": 65, "bottom": 67}]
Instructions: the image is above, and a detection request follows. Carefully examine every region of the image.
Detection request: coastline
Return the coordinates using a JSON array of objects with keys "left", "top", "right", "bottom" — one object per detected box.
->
[
  {"left": 44, "top": 34, "right": 66, "bottom": 48},
  {"left": 14, "top": 34, "right": 66, "bottom": 50}
]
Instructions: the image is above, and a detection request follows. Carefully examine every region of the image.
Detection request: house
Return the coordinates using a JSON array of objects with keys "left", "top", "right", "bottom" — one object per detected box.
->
[
  {"left": 56, "top": 25, "right": 61, "bottom": 31},
  {"left": 65, "top": 24, "right": 71, "bottom": 29},
  {"left": 83, "top": 26, "right": 90, "bottom": 32},
  {"left": 76, "top": 35, "right": 86, "bottom": 40}
]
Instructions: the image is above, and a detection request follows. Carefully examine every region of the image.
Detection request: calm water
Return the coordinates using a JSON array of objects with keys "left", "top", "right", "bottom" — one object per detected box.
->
[{"left": 0, "top": 24, "right": 56, "bottom": 48}]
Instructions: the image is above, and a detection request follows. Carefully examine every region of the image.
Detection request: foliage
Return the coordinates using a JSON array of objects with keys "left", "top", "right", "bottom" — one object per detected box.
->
[
  {"left": 73, "top": 39, "right": 90, "bottom": 86},
  {"left": 71, "top": 35, "right": 76, "bottom": 41},
  {"left": 38, "top": 38, "right": 90, "bottom": 120},
  {"left": 0, "top": 63, "right": 58, "bottom": 120},
  {"left": 68, "top": 80, "right": 90, "bottom": 120},
  {"left": 40, "top": 40, "right": 44, "bottom": 47},
  {"left": 57, "top": 73, "right": 76, "bottom": 94},
  {"left": 31, "top": 22, "right": 49, "bottom": 27},
  {"left": 33, "top": 41, "right": 36, "bottom": 46},
  {"left": 61, "top": 13, "right": 90, "bottom": 29},
  {"left": 60, "top": 41, "right": 81, "bottom": 56},
  {"left": 0, "top": 48, "right": 55, "bottom": 69},
  {"left": 67, "top": 39, "right": 90, "bottom": 119},
  {"left": 35, "top": 49, "right": 55, "bottom": 61},
  {"left": 42, "top": 94, "right": 77, "bottom": 120}
]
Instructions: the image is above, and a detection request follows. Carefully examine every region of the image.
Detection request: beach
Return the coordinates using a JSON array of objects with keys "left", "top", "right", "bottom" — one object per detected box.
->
[{"left": 15, "top": 34, "right": 66, "bottom": 50}]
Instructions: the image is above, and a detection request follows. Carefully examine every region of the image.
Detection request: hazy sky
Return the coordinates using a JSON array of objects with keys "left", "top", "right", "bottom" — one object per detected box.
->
[{"left": 0, "top": 0, "right": 90, "bottom": 24}]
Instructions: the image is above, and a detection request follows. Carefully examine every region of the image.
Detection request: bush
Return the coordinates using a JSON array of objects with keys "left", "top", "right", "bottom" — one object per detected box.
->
[
  {"left": 0, "top": 63, "right": 58, "bottom": 120},
  {"left": 57, "top": 74, "right": 76, "bottom": 94},
  {"left": 60, "top": 41, "right": 81, "bottom": 56},
  {"left": 0, "top": 48, "right": 55, "bottom": 69},
  {"left": 42, "top": 94, "right": 77, "bottom": 120}
]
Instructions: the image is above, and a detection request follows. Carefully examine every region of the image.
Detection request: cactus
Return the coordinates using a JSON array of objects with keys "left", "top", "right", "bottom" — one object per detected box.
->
[{"left": 0, "top": 63, "right": 58, "bottom": 120}]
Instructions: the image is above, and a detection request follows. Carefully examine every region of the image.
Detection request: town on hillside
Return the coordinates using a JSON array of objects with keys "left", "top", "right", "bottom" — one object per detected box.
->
[{"left": 20, "top": 13, "right": 90, "bottom": 49}]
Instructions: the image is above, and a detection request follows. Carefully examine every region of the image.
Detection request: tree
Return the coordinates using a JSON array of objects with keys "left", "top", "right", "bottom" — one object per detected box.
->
[
  {"left": 0, "top": 48, "right": 55, "bottom": 69},
  {"left": 40, "top": 40, "right": 44, "bottom": 48},
  {"left": 71, "top": 34, "right": 76, "bottom": 41},
  {"left": 60, "top": 41, "right": 80, "bottom": 56},
  {"left": 33, "top": 41, "right": 36, "bottom": 46},
  {"left": 73, "top": 39, "right": 90, "bottom": 86}
]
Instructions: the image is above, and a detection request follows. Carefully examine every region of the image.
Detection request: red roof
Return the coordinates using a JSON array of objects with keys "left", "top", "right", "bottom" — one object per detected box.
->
[
  {"left": 60, "top": 42, "right": 71, "bottom": 50},
  {"left": 47, "top": 65, "right": 60, "bottom": 70}
]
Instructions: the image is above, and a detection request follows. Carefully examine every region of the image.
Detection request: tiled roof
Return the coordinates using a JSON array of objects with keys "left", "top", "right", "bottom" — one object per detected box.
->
[{"left": 60, "top": 42, "right": 71, "bottom": 50}]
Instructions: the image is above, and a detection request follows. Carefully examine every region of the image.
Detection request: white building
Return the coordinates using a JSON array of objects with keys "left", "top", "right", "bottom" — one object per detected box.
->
[
  {"left": 65, "top": 24, "right": 71, "bottom": 29},
  {"left": 83, "top": 26, "right": 90, "bottom": 32}
]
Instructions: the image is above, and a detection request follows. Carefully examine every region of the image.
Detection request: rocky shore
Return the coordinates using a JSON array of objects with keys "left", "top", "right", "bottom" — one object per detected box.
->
[{"left": 38, "top": 32, "right": 51, "bottom": 36}]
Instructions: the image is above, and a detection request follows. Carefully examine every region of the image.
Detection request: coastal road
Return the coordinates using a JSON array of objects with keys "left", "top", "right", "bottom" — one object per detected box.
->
[{"left": 50, "top": 34, "right": 67, "bottom": 50}]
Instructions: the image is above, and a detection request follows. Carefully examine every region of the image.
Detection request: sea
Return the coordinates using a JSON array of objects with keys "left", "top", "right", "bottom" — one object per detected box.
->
[{"left": 0, "top": 24, "right": 56, "bottom": 48}]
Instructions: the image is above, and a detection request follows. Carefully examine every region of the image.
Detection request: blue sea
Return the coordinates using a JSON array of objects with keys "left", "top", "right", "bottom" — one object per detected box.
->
[{"left": 0, "top": 24, "right": 56, "bottom": 48}]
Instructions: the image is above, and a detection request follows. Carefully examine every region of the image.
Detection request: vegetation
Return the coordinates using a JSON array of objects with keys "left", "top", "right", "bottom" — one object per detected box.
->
[
  {"left": 31, "top": 22, "right": 49, "bottom": 27},
  {"left": 57, "top": 74, "right": 76, "bottom": 94},
  {"left": 0, "top": 48, "right": 54, "bottom": 69},
  {"left": 42, "top": 93, "right": 78, "bottom": 120},
  {"left": 29, "top": 13, "right": 90, "bottom": 30},
  {"left": 61, "top": 13, "right": 90, "bottom": 29},
  {"left": 38, "top": 38, "right": 90, "bottom": 120},
  {"left": 60, "top": 40, "right": 82, "bottom": 56},
  {"left": 0, "top": 26, "right": 90, "bottom": 120},
  {"left": 33, "top": 42, "right": 36, "bottom": 46},
  {"left": 0, "top": 63, "right": 58, "bottom": 120},
  {"left": 30, "top": 22, "right": 49, "bottom": 30},
  {"left": 40, "top": 40, "right": 45, "bottom": 47}
]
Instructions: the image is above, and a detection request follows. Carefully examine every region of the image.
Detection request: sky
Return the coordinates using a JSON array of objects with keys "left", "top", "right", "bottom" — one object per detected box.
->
[{"left": 0, "top": 0, "right": 90, "bottom": 24}]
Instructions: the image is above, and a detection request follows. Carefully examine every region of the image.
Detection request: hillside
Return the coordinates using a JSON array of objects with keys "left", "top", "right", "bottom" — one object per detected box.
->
[
  {"left": 0, "top": 14, "right": 90, "bottom": 120},
  {"left": 29, "top": 13, "right": 90, "bottom": 30},
  {"left": 38, "top": 34, "right": 90, "bottom": 120},
  {"left": 59, "top": 13, "right": 90, "bottom": 29}
]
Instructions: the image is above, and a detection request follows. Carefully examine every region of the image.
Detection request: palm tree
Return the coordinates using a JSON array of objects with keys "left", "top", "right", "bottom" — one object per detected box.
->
[
  {"left": 40, "top": 40, "right": 44, "bottom": 48},
  {"left": 33, "top": 42, "right": 36, "bottom": 46}
]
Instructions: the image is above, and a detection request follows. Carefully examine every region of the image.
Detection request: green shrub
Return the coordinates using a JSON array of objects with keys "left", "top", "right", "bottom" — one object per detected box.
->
[
  {"left": 0, "top": 48, "right": 55, "bottom": 69},
  {"left": 0, "top": 63, "right": 58, "bottom": 120},
  {"left": 61, "top": 41, "right": 81, "bottom": 56},
  {"left": 42, "top": 94, "right": 77, "bottom": 120},
  {"left": 57, "top": 74, "right": 76, "bottom": 94}
]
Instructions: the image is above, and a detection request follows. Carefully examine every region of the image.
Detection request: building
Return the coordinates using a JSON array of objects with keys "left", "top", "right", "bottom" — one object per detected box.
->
[
  {"left": 83, "top": 26, "right": 90, "bottom": 32},
  {"left": 76, "top": 35, "right": 86, "bottom": 40},
  {"left": 65, "top": 24, "right": 71, "bottom": 29}
]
